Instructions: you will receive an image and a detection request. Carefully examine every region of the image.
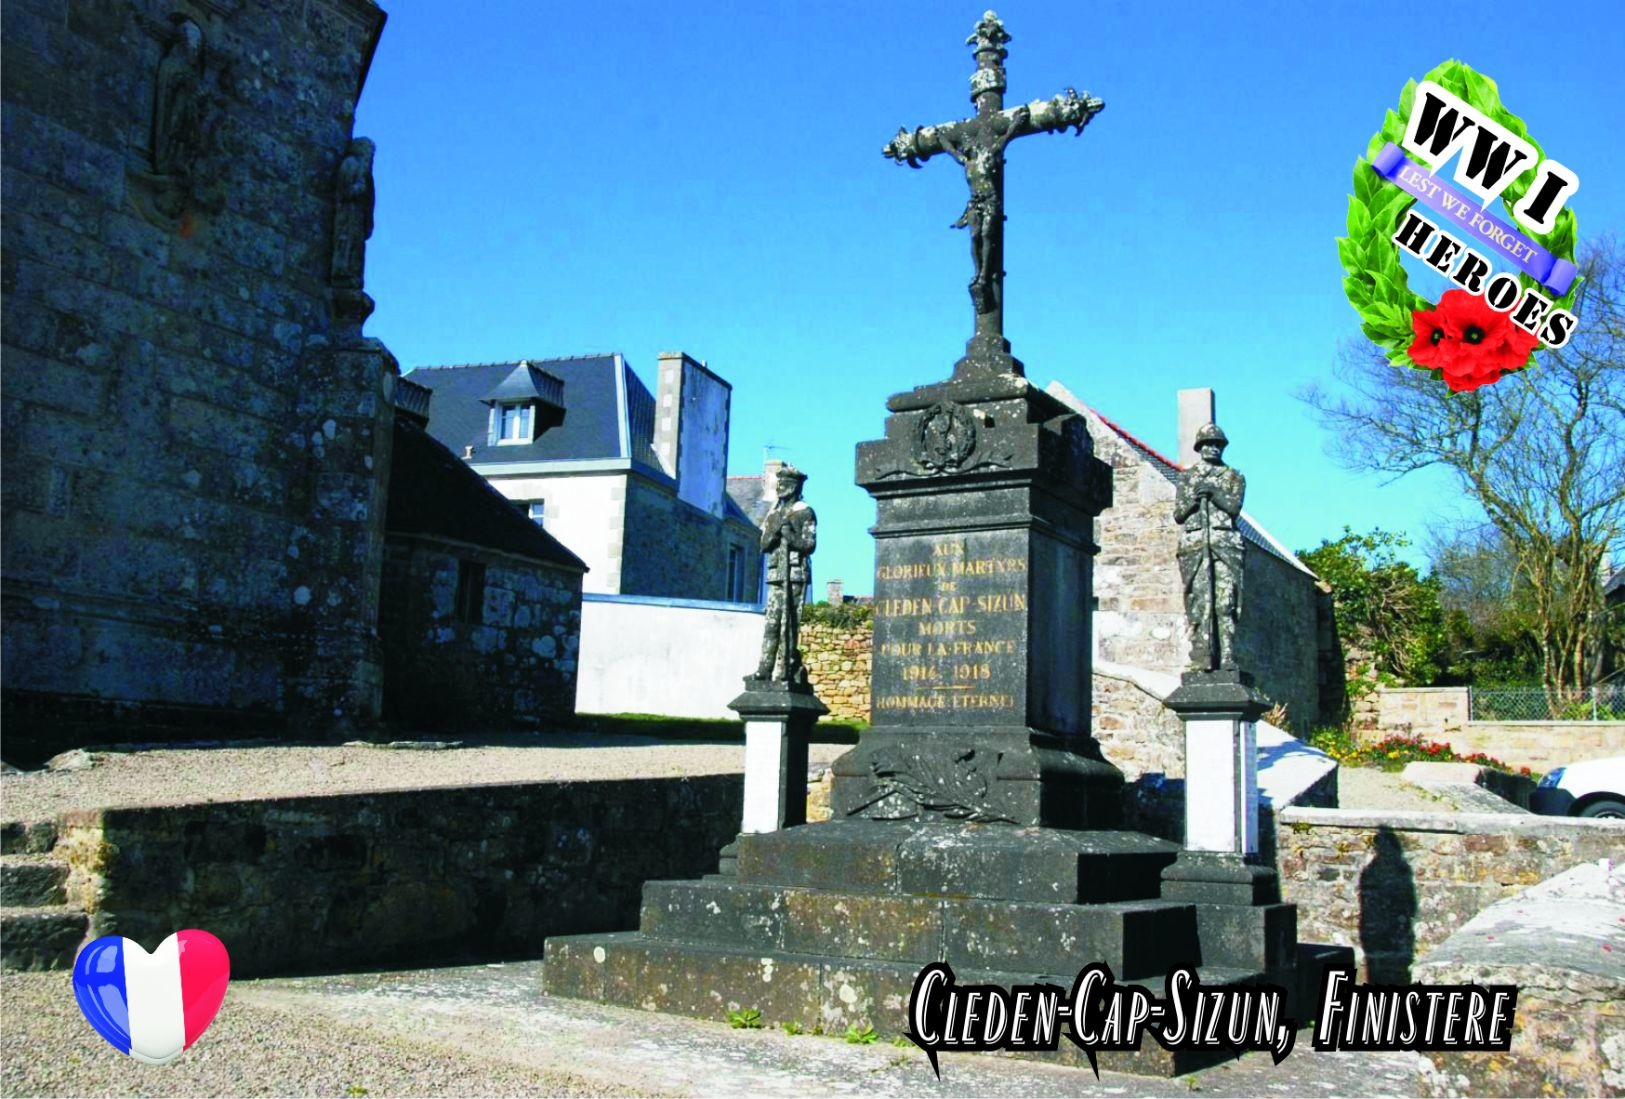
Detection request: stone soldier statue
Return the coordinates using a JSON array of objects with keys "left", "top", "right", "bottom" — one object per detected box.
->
[
  {"left": 755, "top": 465, "right": 817, "bottom": 683},
  {"left": 1174, "top": 423, "right": 1245, "bottom": 672},
  {"left": 330, "top": 138, "right": 376, "bottom": 289}
]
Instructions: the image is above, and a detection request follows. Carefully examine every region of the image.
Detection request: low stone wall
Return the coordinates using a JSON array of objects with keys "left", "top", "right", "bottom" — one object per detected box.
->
[
  {"left": 1444, "top": 720, "right": 1625, "bottom": 773},
  {"left": 54, "top": 776, "right": 742, "bottom": 977},
  {"left": 1276, "top": 807, "right": 1625, "bottom": 983},
  {"left": 1369, "top": 686, "right": 1470, "bottom": 739},
  {"left": 1414, "top": 859, "right": 1624, "bottom": 1098},
  {"left": 800, "top": 623, "right": 872, "bottom": 722}
]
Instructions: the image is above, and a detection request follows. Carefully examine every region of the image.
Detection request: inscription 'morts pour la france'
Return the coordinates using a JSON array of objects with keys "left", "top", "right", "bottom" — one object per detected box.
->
[{"left": 871, "top": 533, "right": 1029, "bottom": 721}]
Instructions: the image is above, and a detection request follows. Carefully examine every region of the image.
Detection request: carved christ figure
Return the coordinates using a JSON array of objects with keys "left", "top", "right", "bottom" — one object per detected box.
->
[
  {"left": 1174, "top": 424, "right": 1246, "bottom": 672},
  {"left": 940, "top": 106, "right": 1028, "bottom": 316},
  {"left": 881, "top": 11, "right": 1103, "bottom": 352}
]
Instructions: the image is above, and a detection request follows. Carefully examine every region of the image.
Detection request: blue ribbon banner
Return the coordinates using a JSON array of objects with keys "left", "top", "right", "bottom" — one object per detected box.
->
[{"left": 1370, "top": 142, "right": 1577, "bottom": 296}]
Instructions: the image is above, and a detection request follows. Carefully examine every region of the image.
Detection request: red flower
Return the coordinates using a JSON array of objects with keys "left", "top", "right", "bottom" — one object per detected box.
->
[{"left": 1407, "top": 289, "right": 1539, "bottom": 392}]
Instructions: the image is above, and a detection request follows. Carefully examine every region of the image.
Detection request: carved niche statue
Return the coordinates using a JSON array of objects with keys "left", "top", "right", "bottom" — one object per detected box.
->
[
  {"left": 1174, "top": 423, "right": 1246, "bottom": 672},
  {"left": 754, "top": 465, "right": 817, "bottom": 685},
  {"left": 152, "top": 15, "right": 206, "bottom": 181},
  {"left": 129, "top": 12, "right": 217, "bottom": 228},
  {"left": 330, "top": 138, "right": 376, "bottom": 290}
]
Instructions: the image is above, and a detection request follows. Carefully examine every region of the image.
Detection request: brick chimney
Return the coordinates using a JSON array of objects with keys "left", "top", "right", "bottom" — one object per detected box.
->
[
  {"left": 826, "top": 579, "right": 844, "bottom": 604},
  {"left": 1177, "top": 388, "right": 1216, "bottom": 468}
]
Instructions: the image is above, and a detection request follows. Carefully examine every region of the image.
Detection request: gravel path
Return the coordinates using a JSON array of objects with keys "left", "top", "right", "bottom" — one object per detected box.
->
[
  {"left": 0, "top": 732, "right": 1488, "bottom": 824},
  {"left": 0, "top": 971, "right": 654, "bottom": 1098},
  {"left": 0, "top": 964, "right": 1425, "bottom": 1099},
  {"left": 0, "top": 734, "right": 850, "bottom": 822}
]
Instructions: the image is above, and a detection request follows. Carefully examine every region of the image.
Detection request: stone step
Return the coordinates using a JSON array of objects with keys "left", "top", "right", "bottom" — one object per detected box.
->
[
  {"left": 541, "top": 930, "right": 1260, "bottom": 1077},
  {"left": 0, "top": 821, "right": 58, "bottom": 855},
  {"left": 734, "top": 821, "right": 1179, "bottom": 904},
  {"left": 0, "top": 906, "right": 89, "bottom": 971},
  {"left": 640, "top": 877, "right": 1200, "bottom": 979},
  {"left": 0, "top": 855, "right": 70, "bottom": 907}
]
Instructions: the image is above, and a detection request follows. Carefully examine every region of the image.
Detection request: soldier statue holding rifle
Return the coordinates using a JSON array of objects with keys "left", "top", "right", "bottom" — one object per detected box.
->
[
  {"left": 1174, "top": 424, "right": 1245, "bottom": 672},
  {"left": 755, "top": 465, "right": 818, "bottom": 685}
]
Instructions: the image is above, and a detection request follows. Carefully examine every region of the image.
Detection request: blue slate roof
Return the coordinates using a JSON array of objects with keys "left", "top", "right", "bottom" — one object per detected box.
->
[
  {"left": 404, "top": 355, "right": 662, "bottom": 471},
  {"left": 386, "top": 419, "right": 587, "bottom": 572}
]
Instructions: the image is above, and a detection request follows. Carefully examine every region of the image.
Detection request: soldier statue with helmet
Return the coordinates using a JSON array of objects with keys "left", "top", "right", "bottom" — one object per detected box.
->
[
  {"left": 1174, "top": 423, "right": 1246, "bottom": 672},
  {"left": 755, "top": 464, "right": 818, "bottom": 684}
]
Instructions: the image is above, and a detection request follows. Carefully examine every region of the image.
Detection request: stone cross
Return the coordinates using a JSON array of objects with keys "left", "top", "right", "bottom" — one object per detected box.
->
[{"left": 883, "top": 10, "right": 1103, "bottom": 376}]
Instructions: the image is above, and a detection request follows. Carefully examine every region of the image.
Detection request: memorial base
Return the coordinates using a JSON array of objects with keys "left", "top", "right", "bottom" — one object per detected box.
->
[{"left": 542, "top": 820, "right": 1267, "bottom": 1077}]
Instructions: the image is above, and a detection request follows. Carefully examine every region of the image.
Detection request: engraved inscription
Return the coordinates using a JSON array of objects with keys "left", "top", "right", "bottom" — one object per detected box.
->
[{"left": 870, "top": 535, "right": 1028, "bottom": 722}]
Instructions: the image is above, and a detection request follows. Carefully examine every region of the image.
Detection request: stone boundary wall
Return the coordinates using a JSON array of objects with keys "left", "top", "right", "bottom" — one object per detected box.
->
[
  {"left": 801, "top": 623, "right": 872, "bottom": 722},
  {"left": 1446, "top": 720, "right": 1625, "bottom": 773},
  {"left": 1275, "top": 806, "right": 1625, "bottom": 983},
  {"left": 1414, "top": 860, "right": 1623, "bottom": 1098},
  {"left": 55, "top": 775, "right": 743, "bottom": 977},
  {"left": 575, "top": 594, "right": 763, "bottom": 719},
  {"left": 1368, "top": 687, "right": 1469, "bottom": 739},
  {"left": 1366, "top": 687, "right": 1623, "bottom": 770}
]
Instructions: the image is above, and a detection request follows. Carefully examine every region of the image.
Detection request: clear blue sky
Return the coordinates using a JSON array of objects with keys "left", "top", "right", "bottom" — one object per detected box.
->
[{"left": 357, "top": 1, "right": 1624, "bottom": 597}]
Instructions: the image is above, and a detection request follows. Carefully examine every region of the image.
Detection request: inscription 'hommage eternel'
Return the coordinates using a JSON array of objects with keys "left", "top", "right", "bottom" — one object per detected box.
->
[
  {"left": 884, "top": 10, "right": 1103, "bottom": 373},
  {"left": 872, "top": 538, "right": 1028, "bottom": 714}
]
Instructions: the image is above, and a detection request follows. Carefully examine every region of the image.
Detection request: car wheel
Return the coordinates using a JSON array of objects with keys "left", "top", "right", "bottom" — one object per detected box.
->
[{"left": 1577, "top": 797, "right": 1625, "bottom": 819}]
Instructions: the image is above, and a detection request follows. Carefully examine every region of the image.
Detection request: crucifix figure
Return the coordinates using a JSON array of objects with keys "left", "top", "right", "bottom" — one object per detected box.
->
[{"left": 884, "top": 11, "right": 1103, "bottom": 375}]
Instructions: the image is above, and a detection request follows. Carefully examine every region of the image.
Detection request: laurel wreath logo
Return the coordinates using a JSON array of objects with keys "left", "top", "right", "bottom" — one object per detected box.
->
[{"left": 1339, "top": 60, "right": 1579, "bottom": 372}]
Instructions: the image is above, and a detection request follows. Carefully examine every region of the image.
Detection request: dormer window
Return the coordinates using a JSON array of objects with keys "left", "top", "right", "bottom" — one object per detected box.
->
[
  {"left": 497, "top": 402, "right": 535, "bottom": 445},
  {"left": 480, "top": 361, "right": 567, "bottom": 451}
]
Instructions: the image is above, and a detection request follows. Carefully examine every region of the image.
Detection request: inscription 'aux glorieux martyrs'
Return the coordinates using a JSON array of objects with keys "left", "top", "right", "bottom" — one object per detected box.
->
[{"left": 874, "top": 540, "right": 1026, "bottom": 712}]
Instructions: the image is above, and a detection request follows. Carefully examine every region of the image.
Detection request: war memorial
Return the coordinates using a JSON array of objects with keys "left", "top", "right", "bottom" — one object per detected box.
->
[{"left": 540, "top": 13, "right": 1340, "bottom": 1075}]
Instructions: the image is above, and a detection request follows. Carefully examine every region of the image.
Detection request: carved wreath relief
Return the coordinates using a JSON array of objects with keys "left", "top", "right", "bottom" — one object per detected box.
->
[
  {"left": 846, "top": 745, "right": 1016, "bottom": 824},
  {"left": 914, "top": 402, "right": 978, "bottom": 473}
]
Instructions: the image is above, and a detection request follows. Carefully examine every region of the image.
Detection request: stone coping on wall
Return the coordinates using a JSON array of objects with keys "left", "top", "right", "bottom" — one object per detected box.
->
[
  {"left": 1277, "top": 805, "right": 1625, "bottom": 835},
  {"left": 583, "top": 593, "right": 765, "bottom": 613}
]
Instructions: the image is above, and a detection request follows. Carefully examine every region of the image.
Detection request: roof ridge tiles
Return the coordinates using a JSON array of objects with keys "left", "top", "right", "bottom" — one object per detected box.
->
[{"left": 410, "top": 353, "right": 621, "bottom": 372}]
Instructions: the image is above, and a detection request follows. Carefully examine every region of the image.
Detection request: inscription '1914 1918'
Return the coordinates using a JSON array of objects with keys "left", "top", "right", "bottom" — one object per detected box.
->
[{"left": 872, "top": 539, "right": 1028, "bottom": 717}]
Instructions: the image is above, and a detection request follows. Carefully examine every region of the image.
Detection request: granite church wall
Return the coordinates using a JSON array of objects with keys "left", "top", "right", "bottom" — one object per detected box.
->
[
  {"left": 378, "top": 536, "right": 582, "bottom": 730},
  {"left": 619, "top": 477, "right": 760, "bottom": 601},
  {"left": 1275, "top": 807, "right": 1624, "bottom": 983},
  {"left": 55, "top": 775, "right": 744, "bottom": 977},
  {"left": 1085, "top": 412, "right": 1329, "bottom": 753},
  {"left": 2, "top": 0, "right": 393, "bottom": 757}
]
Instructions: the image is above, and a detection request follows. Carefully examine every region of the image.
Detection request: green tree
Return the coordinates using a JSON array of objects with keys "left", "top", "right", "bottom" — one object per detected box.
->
[
  {"left": 1427, "top": 526, "right": 1542, "bottom": 685},
  {"left": 1304, "top": 239, "right": 1625, "bottom": 695},
  {"left": 1300, "top": 528, "right": 1447, "bottom": 686}
]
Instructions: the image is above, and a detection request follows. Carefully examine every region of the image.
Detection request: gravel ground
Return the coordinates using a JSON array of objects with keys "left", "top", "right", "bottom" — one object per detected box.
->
[
  {"left": 1, "top": 732, "right": 1476, "bottom": 824},
  {"left": 0, "top": 734, "right": 851, "bottom": 822},
  {"left": 0, "top": 971, "right": 655, "bottom": 1098},
  {"left": 1332, "top": 765, "right": 1466, "bottom": 812},
  {"left": 0, "top": 964, "right": 1425, "bottom": 1099}
]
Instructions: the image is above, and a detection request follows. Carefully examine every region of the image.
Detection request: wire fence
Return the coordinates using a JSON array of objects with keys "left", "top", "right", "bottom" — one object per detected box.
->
[{"left": 1469, "top": 684, "right": 1625, "bottom": 721}]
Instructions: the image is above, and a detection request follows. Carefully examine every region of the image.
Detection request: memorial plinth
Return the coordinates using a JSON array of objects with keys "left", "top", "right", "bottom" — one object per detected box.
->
[
  {"left": 832, "top": 371, "right": 1121, "bottom": 828},
  {"left": 539, "top": 11, "right": 1330, "bottom": 1077}
]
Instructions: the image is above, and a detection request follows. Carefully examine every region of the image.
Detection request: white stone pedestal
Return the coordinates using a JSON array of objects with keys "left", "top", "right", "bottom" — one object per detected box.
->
[
  {"left": 728, "top": 679, "right": 827, "bottom": 834},
  {"left": 1183, "top": 713, "right": 1259, "bottom": 855}
]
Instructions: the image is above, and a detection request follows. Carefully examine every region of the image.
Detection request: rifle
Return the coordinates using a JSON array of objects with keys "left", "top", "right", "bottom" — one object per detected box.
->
[
  {"left": 781, "top": 511, "right": 795, "bottom": 683},
  {"left": 1201, "top": 492, "right": 1219, "bottom": 671}
]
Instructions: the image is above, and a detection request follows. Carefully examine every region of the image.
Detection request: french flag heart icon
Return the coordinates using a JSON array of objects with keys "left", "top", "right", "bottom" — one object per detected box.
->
[{"left": 72, "top": 930, "right": 230, "bottom": 1065}]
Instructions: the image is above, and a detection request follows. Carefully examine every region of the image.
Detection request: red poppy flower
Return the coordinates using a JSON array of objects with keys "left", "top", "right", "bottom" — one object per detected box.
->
[{"left": 1406, "top": 289, "right": 1539, "bottom": 392}]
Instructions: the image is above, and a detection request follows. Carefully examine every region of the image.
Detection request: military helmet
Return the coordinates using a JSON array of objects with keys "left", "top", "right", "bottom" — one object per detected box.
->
[{"left": 1193, "top": 423, "right": 1228, "bottom": 449}]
